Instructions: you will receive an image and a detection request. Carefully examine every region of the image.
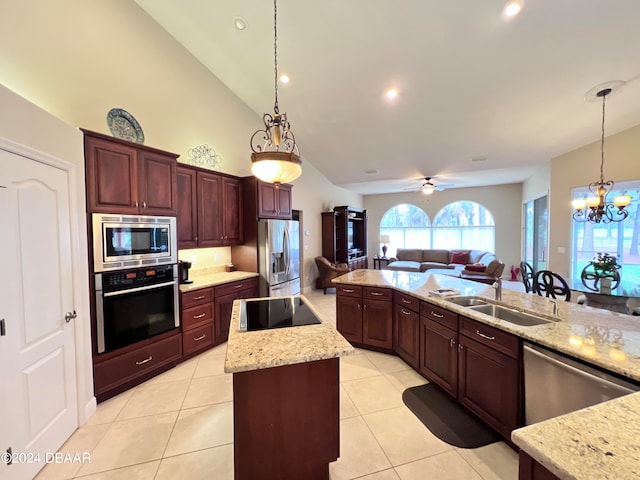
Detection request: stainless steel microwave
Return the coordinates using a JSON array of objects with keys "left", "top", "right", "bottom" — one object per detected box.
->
[{"left": 92, "top": 213, "right": 177, "bottom": 272}]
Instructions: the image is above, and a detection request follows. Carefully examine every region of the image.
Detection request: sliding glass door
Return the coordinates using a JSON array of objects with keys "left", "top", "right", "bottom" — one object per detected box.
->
[{"left": 523, "top": 195, "right": 548, "bottom": 273}]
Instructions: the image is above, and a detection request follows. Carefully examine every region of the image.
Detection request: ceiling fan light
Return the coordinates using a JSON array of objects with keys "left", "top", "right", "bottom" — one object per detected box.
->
[
  {"left": 251, "top": 152, "right": 302, "bottom": 185},
  {"left": 422, "top": 184, "right": 435, "bottom": 195}
]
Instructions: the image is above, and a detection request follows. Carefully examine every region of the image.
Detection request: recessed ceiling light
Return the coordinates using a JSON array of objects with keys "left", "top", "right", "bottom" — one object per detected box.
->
[
  {"left": 502, "top": 0, "right": 524, "bottom": 19},
  {"left": 280, "top": 74, "right": 290, "bottom": 84},
  {"left": 233, "top": 16, "right": 248, "bottom": 30},
  {"left": 385, "top": 87, "right": 399, "bottom": 100},
  {"left": 364, "top": 168, "right": 378, "bottom": 174},
  {"left": 471, "top": 155, "right": 488, "bottom": 162}
]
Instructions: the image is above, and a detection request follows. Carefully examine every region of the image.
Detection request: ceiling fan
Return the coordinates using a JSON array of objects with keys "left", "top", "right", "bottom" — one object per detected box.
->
[{"left": 404, "top": 177, "right": 455, "bottom": 195}]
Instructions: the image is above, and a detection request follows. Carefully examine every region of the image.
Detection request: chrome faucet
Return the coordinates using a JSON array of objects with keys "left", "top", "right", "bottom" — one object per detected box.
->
[
  {"left": 550, "top": 298, "right": 559, "bottom": 317},
  {"left": 492, "top": 278, "right": 502, "bottom": 301}
]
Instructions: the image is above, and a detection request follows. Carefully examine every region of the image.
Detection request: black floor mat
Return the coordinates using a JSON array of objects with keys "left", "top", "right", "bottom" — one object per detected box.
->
[{"left": 402, "top": 383, "right": 500, "bottom": 449}]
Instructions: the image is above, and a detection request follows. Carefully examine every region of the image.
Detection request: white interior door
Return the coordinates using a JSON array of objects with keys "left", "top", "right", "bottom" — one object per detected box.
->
[{"left": 0, "top": 150, "right": 78, "bottom": 479}]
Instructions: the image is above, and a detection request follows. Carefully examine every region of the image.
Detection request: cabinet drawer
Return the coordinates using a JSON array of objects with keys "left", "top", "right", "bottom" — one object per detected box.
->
[
  {"left": 215, "top": 277, "right": 259, "bottom": 297},
  {"left": 420, "top": 302, "right": 458, "bottom": 330},
  {"left": 94, "top": 334, "right": 181, "bottom": 394},
  {"left": 459, "top": 316, "right": 520, "bottom": 359},
  {"left": 393, "top": 291, "right": 420, "bottom": 313},
  {"left": 183, "top": 323, "right": 214, "bottom": 355},
  {"left": 336, "top": 284, "right": 362, "bottom": 298},
  {"left": 182, "top": 303, "right": 214, "bottom": 330},
  {"left": 363, "top": 287, "right": 392, "bottom": 301},
  {"left": 182, "top": 287, "right": 214, "bottom": 308}
]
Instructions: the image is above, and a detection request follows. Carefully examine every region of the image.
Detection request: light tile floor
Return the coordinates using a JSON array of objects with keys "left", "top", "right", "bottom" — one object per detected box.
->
[{"left": 36, "top": 289, "right": 518, "bottom": 480}]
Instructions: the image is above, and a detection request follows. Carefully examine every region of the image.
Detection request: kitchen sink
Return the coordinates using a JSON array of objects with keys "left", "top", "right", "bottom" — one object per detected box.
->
[
  {"left": 467, "top": 304, "right": 554, "bottom": 327},
  {"left": 445, "top": 296, "right": 490, "bottom": 307}
]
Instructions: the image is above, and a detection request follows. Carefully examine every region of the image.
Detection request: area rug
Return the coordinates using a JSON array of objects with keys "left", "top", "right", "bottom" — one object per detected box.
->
[{"left": 402, "top": 383, "right": 500, "bottom": 448}]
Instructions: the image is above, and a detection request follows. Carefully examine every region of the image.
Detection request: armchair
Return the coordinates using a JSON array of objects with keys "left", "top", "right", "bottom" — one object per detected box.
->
[{"left": 314, "top": 256, "right": 349, "bottom": 294}]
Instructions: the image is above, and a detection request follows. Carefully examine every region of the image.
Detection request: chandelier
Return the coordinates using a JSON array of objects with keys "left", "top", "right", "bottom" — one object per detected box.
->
[
  {"left": 572, "top": 88, "right": 631, "bottom": 224},
  {"left": 250, "top": 0, "right": 302, "bottom": 187}
]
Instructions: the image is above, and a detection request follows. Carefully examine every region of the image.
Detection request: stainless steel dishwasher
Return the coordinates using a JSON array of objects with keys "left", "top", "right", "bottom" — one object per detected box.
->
[{"left": 523, "top": 342, "right": 639, "bottom": 425}]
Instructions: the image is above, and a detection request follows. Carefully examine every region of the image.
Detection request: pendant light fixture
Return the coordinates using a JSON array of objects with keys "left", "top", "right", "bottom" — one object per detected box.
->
[
  {"left": 572, "top": 88, "right": 630, "bottom": 224},
  {"left": 250, "top": 0, "right": 302, "bottom": 187}
]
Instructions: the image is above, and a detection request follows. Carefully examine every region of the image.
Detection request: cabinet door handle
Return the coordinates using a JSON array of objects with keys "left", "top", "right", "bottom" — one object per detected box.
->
[
  {"left": 234, "top": 284, "right": 243, "bottom": 289},
  {"left": 193, "top": 295, "right": 206, "bottom": 300},
  {"left": 193, "top": 334, "right": 206, "bottom": 341},
  {"left": 134, "top": 201, "right": 139, "bottom": 207},
  {"left": 142, "top": 201, "right": 147, "bottom": 209},
  {"left": 135, "top": 356, "right": 153, "bottom": 366},
  {"left": 476, "top": 330, "right": 496, "bottom": 341},
  {"left": 363, "top": 304, "right": 367, "bottom": 311},
  {"left": 430, "top": 311, "right": 444, "bottom": 318},
  {"left": 357, "top": 304, "right": 361, "bottom": 310},
  {"left": 343, "top": 289, "right": 355, "bottom": 293},
  {"left": 194, "top": 236, "right": 198, "bottom": 242},
  {"left": 402, "top": 298, "right": 412, "bottom": 304},
  {"left": 401, "top": 309, "right": 411, "bottom": 316},
  {"left": 450, "top": 338, "right": 456, "bottom": 348},
  {"left": 193, "top": 312, "right": 206, "bottom": 319},
  {"left": 370, "top": 292, "right": 383, "bottom": 296}
]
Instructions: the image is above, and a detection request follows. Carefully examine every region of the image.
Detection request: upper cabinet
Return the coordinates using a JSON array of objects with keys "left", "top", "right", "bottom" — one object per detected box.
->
[
  {"left": 177, "top": 164, "right": 243, "bottom": 249},
  {"left": 256, "top": 181, "right": 292, "bottom": 219},
  {"left": 83, "top": 129, "right": 178, "bottom": 216}
]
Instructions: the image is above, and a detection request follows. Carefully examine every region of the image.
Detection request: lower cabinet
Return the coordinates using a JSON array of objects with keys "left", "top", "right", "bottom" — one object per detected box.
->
[
  {"left": 457, "top": 317, "right": 520, "bottom": 438},
  {"left": 93, "top": 332, "right": 181, "bottom": 401},
  {"left": 213, "top": 278, "right": 258, "bottom": 346},
  {"left": 419, "top": 317, "right": 457, "bottom": 396},
  {"left": 393, "top": 292, "right": 420, "bottom": 369},
  {"left": 336, "top": 284, "right": 392, "bottom": 350},
  {"left": 518, "top": 451, "right": 561, "bottom": 480},
  {"left": 180, "top": 277, "right": 258, "bottom": 357}
]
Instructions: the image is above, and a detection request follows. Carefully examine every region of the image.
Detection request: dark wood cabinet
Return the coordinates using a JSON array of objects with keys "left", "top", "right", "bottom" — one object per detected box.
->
[
  {"left": 336, "top": 285, "right": 392, "bottom": 350},
  {"left": 321, "top": 206, "right": 368, "bottom": 271},
  {"left": 181, "top": 286, "right": 215, "bottom": 357},
  {"left": 93, "top": 331, "right": 181, "bottom": 402},
  {"left": 419, "top": 317, "right": 458, "bottom": 396},
  {"left": 83, "top": 129, "right": 178, "bottom": 215},
  {"left": 394, "top": 304, "right": 420, "bottom": 368},
  {"left": 176, "top": 164, "right": 243, "bottom": 249},
  {"left": 213, "top": 277, "right": 258, "bottom": 346},
  {"left": 518, "top": 451, "right": 561, "bottom": 480},
  {"left": 257, "top": 181, "right": 292, "bottom": 219},
  {"left": 233, "top": 358, "right": 339, "bottom": 479},
  {"left": 416, "top": 303, "right": 522, "bottom": 440},
  {"left": 176, "top": 166, "right": 198, "bottom": 249},
  {"left": 458, "top": 319, "right": 520, "bottom": 438},
  {"left": 336, "top": 294, "right": 363, "bottom": 344}
]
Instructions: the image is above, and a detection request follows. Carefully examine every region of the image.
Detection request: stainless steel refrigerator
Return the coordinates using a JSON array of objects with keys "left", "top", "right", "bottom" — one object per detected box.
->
[{"left": 257, "top": 218, "right": 301, "bottom": 297}]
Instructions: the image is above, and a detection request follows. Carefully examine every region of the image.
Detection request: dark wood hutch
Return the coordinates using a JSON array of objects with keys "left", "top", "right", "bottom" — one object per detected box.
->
[{"left": 321, "top": 206, "right": 368, "bottom": 270}]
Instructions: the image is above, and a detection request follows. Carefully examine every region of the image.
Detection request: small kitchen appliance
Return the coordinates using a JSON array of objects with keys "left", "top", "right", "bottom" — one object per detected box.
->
[{"left": 179, "top": 260, "right": 193, "bottom": 284}]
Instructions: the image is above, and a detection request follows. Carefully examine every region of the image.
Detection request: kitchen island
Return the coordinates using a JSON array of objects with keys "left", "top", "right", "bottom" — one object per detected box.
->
[
  {"left": 224, "top": 295, "right": 354, "bottom": 480},
  {"left": 331, "top": 269, "right": 640, "bottom": 480}
]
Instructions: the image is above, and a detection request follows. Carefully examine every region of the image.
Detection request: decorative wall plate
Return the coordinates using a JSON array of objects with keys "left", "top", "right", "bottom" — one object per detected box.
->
[{"left": 107, "top": 108, "right": 145, "bottom": 144}]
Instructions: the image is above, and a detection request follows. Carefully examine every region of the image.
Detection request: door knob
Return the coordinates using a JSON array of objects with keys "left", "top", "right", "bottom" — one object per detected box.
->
[{"left": 65, "top": 310, "right": 77, "bottom": 323}]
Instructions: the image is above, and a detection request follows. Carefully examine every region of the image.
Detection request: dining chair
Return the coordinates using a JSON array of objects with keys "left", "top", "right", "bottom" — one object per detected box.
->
[
  {"left": 533, "top": 270, "right": 572, "bottom": 301},
  {"left": 519, "top": 261, "right": 534, "bottom": 293}
]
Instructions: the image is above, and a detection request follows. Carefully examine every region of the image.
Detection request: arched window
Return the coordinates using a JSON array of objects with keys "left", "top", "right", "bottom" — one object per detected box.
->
[
  {"left": 380, "top": 204, "right": 430, "bottom": 257},
  {"left": 432, "top": 201, "right": 495, "bottom": 251}
]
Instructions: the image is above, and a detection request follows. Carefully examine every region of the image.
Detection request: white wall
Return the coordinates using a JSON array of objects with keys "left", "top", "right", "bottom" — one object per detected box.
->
[
  {"left": 0, "top": 0, "right": 360, "bottom": 291},
  {"left": 364, "top": 183, "right": 523, "bottom": 275},
  {"left": 0, "top": 84, "right": 95, "bottom": 423}
]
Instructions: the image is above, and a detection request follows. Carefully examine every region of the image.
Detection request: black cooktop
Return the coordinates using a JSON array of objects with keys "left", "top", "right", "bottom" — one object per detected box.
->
[{"left": 241, "top": 296, "right": 321, "bottom": 331}]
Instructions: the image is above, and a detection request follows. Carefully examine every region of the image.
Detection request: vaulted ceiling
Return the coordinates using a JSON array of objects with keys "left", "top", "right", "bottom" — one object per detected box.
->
[{"left": 135, "top": 0, "right": 640, "bottom": 194}]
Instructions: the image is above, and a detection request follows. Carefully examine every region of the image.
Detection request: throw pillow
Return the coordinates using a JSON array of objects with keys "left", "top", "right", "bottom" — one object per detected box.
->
[
  {"left": 465, "top": 263, "right": 487, "bottom": 272},
  {"left": 450, "top": 250, "right": 469, "bottom": 265}
]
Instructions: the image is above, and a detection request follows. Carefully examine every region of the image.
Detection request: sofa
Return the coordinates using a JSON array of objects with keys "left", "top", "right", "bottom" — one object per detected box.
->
[{"left": 386, "top": 248, "right": 505, "bottom": 284}]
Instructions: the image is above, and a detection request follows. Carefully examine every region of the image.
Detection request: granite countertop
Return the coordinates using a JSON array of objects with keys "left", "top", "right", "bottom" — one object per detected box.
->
[
  {"left": 224, "top": 295, "right": 355, "bottom": 374},
  {"left": 332, "top": 269, "right": 640, "bottom": 480},
  {"left": 179, "top": 270, "right": 259, "bottom": 292}
]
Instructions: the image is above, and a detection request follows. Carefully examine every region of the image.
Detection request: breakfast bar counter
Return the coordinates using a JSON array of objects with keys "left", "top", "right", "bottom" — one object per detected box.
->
[{"left": 331, "top": 269, "right": 640, "bottom": 480}]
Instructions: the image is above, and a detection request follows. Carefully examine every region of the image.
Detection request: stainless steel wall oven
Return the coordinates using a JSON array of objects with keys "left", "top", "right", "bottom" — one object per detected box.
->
[{"left": 95, "top": 264, "right": 179, "bottom": 353}]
